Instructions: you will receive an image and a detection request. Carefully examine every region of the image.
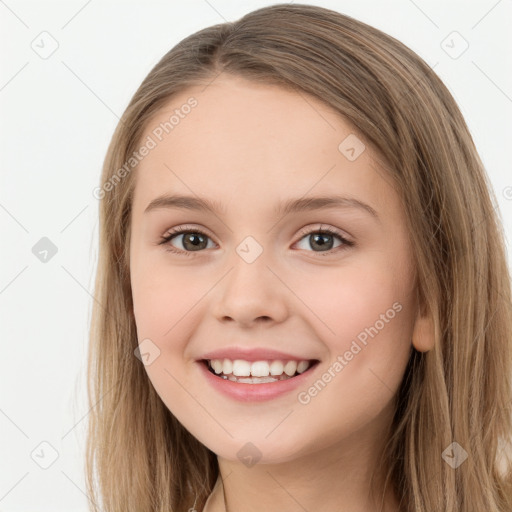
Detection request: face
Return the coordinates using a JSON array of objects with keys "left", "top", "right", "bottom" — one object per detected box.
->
[{"left": 129, "top": 75, "right": 419, "bottom": 465}]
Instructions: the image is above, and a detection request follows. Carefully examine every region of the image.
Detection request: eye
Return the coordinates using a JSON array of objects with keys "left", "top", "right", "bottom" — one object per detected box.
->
[
  {"left": 293, "top": 225, "right": 354, "bottom": 255},
  {"left": 158, "top": 224, "right": 354, "bottom": 256},
  {"left": 158, "top": 225, "right": 216, "bottom": 256}
]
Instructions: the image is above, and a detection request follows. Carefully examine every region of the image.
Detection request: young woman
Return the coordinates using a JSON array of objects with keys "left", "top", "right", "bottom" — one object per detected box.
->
[{"left": 86, "top": 4, "right": 512, "bottom": 511}]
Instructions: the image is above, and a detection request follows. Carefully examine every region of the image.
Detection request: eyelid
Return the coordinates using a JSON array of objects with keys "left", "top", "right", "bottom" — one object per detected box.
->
[
  {"left": 158, "top": 224, "right": 217, "bottom": 248},
  {"left": 160, "top": 223, "right": 216, "bottom": 239},
  {"left": 295, "top": 224, "right": 353, "bottom": 244}
]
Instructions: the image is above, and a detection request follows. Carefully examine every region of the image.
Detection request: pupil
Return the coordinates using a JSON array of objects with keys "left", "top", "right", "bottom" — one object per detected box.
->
[
  {"left": 184, "top": 233, "right": 206, "bottom": 250},
  {"left": 311, "top": 233, "right": 333, "bottom": 251}
]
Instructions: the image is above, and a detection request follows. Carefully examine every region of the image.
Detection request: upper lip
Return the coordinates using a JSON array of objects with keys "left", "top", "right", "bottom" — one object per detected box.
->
[{"left": 197, "top": 347, "right": 319, "bottom": 362}]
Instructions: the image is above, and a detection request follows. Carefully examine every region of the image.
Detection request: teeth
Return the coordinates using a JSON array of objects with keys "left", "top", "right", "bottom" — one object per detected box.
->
[
  {"left": 211, "top": 360, "right": 224, "bottom": 374},
  {"left": 222, "top": 359, "right": 233, "bottom": 375},
  {"left": 232, "top": 360, "right": 251, "bottom": 377},
  {"left": 224, "top": 374, "right": 290, "bottom": 383},
  {"left": 269, "top": 360, "right": 284, "bottom": 376},
  {"left": 250, "top": 361, "right": 269, "bottom": 377},
  {"left": 207, "top": 358, "right": 313, "bottom": 378},
  {"left": 283, "top": 361, "right": 297, "bottom": 376},
  {"left": 297, "top": 360, "right": 309, "bottom": 373}
]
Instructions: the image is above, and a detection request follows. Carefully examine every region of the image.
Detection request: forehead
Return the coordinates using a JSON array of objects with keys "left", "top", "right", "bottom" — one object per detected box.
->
[
  {"left": 132, "top": 75, "right": 393, "bottom": 218},
  {"left": 141, "top": 76, "right": 350, "bottom": 155}
]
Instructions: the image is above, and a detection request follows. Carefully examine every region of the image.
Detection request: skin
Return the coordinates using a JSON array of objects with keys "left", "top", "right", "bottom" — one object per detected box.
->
[{"left": 129, "top": 74, "right": 434, "bottom": 512}]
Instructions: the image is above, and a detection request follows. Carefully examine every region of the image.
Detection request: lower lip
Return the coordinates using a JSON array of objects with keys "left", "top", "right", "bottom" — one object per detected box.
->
[{"left": 197, "top": 360, "right": 320, "bottom": 402}]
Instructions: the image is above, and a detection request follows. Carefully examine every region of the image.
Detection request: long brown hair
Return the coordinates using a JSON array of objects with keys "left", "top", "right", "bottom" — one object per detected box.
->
[{"left": 85, "top": 3, "right": 512, "bottom": 510}]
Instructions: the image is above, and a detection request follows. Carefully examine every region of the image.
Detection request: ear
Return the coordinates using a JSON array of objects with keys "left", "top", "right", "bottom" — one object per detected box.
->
[{"left": 411, "top": 307, "right": 435, "bottom": 352}]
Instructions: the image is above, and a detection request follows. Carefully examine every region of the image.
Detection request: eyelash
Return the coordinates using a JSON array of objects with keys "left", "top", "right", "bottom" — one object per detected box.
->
[{"left": 158, "top": 224, "right": 355, "bottom": 257}]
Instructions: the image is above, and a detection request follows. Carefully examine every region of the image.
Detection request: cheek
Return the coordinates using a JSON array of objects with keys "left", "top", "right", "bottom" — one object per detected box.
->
[
  {"left": 286, "top": 266, "right": 414, "bottom": 443},
  {"left": 295, "top": 258, "right": 414, "bottom": 393},
  {"left": 131, "top": 263, "right": 206, "bottom": 348},
  {"left": 130, "top": 266, "right": 208, "bottom": 413},
  {"left": 302, "top": 259, "right": 410, "bottom": 338}
]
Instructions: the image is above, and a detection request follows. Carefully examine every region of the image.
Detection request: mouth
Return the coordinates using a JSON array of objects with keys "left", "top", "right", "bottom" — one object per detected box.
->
[{"left": 200, "top": 358, "right": 321, "bottom": 384}]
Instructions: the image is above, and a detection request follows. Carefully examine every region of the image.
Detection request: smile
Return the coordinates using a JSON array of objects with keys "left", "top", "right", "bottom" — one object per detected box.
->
[
  {"left": 198, "top": 358, "right": 321, "bottom": 402},
  {"left": 204, "top": 358, "right": 316, "bottom": 383}
]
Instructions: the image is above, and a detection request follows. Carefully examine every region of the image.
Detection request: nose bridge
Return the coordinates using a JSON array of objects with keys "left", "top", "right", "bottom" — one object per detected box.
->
[{"left": 214, "top": 238, "right": 288, "bottom": 325}]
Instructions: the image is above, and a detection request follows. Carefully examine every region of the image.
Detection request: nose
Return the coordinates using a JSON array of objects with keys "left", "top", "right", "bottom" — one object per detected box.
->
[{"left": 213, "top": 254, "right": 289, "bottom": 328}]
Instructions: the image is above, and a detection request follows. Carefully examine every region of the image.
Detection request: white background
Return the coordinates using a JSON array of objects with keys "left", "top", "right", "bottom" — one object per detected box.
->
[{"left": 1, "top": 0, "right": 511, "bottom": 510}]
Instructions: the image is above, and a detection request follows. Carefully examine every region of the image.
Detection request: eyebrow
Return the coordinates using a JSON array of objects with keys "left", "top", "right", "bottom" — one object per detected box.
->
[{"left": 143, "top": 193, "right": 378, "bottom": 219}]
